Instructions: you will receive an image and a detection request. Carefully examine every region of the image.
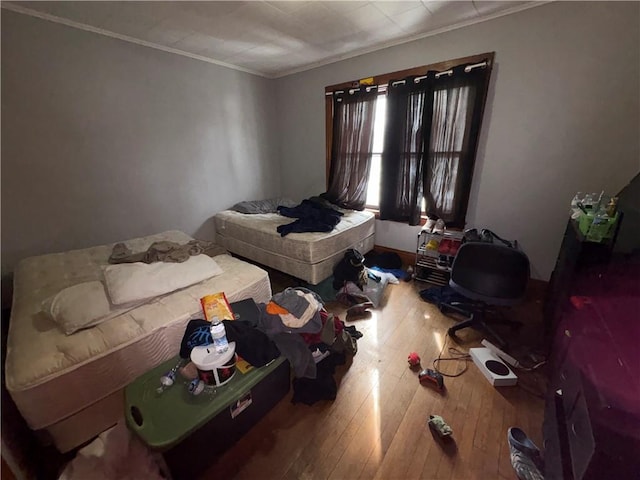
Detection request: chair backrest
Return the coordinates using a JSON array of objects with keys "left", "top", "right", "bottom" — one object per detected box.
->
[{"left": 449, "top": 242, "right": 530, "bottom": 306}]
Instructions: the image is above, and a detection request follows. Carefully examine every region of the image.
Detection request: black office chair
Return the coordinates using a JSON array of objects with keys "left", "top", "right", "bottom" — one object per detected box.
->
[{"left": 441, "top": 241, "right": 530, "bottom": 349}]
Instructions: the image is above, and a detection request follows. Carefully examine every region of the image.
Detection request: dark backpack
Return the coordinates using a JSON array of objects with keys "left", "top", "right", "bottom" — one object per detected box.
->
[
  {"left": 464, "top": 228, "right": 516, "bottom": 249},
  {"left": 333, "top": 249, "right": 366, "bottom": 291}
]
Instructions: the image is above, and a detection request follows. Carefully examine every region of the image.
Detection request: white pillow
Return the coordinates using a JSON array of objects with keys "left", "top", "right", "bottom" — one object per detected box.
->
[
  {"left": 104, "top": 254, "right": 223, "bottom": 305},
  {"left": 43, "top": 281, "right": 136, "bottom": 335}
]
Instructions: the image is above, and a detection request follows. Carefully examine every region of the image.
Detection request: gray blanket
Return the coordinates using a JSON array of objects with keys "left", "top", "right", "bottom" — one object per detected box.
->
[
  {"left": 108, "top": 239, "right": 228, "bottom": 264},
  {"left": 230, "top": 197, "right": 297, "bottom": 214}
]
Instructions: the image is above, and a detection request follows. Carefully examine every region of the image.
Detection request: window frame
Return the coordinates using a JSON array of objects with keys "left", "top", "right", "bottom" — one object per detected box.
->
[{"left": 324, "top": 52, "right": 495, "bottom": 222}]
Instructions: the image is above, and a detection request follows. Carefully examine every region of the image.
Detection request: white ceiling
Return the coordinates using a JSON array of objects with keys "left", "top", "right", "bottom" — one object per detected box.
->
[{"left": 3, "top": 1, "right": 546, "bottom": 78}]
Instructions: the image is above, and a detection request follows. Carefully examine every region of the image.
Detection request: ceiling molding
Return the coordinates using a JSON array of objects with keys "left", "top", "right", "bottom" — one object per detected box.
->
[{"left": 1, "top": 2, "right": 267, "bottom": 78}]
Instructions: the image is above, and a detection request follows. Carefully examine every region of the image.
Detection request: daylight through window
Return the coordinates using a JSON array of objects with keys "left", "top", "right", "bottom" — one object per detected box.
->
[
  {"left": 365, "top": 95, "right": 386, "bottom": 208},
  {"left": 325, "top": 52, "right": 493, "bottom": 227}
]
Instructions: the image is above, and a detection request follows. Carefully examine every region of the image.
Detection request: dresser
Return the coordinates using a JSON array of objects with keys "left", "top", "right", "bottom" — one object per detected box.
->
[
  {"left": 543, "top": 217, "right": 622, "bottom": 343},
  {"left": 542, "top": 257, "right": 640, "bottom": 479}
]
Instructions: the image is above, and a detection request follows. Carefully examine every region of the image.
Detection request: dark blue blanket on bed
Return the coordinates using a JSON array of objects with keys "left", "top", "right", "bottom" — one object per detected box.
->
[{"left": 276, "top": 199, "right": 343, "bottom": 236}]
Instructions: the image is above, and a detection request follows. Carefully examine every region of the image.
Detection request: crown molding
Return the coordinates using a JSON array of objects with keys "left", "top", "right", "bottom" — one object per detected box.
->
[
  {"left": 2, "top": 1, "right": 553, "bottom": 79},
  {"left": 1, "top": 2, "right": 267, "bottom": 78}
]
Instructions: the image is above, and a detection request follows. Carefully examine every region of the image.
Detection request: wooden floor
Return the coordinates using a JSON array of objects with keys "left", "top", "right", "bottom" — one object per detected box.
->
[{"left": 202, "top": 274, "right": 548, "bottom": 480}]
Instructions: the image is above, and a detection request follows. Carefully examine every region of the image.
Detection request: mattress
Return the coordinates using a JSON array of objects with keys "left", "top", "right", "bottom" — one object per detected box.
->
[
  {"left": 214, "top": 209, "right": 376, "bottom": 284},
  {"left": 5, "top": 230, "right": 271, "bottom": 451}
]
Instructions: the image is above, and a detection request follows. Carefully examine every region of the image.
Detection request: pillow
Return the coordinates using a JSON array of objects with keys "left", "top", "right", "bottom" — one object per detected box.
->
[
  {"left": 104, "top": 254, "right": 223, "bottom": 305},
  {"left": 43, "top": 281, "right": 136, "bottom": 335},
  {"left": 230, "top": 197, "right": 297, "bottom": 214}
]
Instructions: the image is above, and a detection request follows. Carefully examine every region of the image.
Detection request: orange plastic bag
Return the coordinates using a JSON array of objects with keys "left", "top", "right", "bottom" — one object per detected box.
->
[{"left": 200, "top": 292, "right": 233, "bottom": 321}]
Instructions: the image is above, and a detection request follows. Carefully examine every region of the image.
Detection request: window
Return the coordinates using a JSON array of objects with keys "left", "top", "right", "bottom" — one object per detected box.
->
[
  {"left": 365, "top": 95, "right": 386, "bottom": 208},
  {"left": 425, "top": 84, "right": 474, "bottom": 218},
  {"left": 325, "top": 52, "right": 494, "bottom": 227}
]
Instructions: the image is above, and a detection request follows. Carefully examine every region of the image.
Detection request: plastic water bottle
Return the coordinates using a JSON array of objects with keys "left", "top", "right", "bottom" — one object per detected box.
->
[{"left": 210, "top": 316, "right": 229, "bottom": 354}]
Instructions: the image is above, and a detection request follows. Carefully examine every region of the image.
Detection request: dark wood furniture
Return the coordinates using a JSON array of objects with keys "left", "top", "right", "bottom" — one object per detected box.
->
[
  {"left": 542, "top": 215, "right": 639, "bottom": 480},
  {"left": 543, "top": 216, "right": 622, "bottom": 343}
]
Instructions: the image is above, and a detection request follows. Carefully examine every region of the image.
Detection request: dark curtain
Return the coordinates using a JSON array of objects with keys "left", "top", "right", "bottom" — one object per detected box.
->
[
  {"left": 380, "top": 63, "right": 491, "bottom": 227},
  {"left": 323, "top": 89, "right": 378, "bottom": 211},
  {"left": 424, "top": 64, "right": 491, "bottom": 227},
  {"left": 379, "top": 76, "right": 434, "bottom": 225}
]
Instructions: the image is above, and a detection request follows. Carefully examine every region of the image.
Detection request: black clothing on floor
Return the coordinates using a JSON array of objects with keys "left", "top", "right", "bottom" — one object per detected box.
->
[
  {"left": 419, "top": 285, "right": 468, "bottom": 308},
  {"left": 364, "top": 251, "right": 403, "bottom": 269},
  {"left": 291, "top": 352, "right": 346, "bottom": 405}
]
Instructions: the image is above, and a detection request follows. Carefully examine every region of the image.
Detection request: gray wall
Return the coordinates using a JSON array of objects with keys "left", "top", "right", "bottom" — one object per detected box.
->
[
  {"left": 2, "top": 2, "right": 639, "bottom": 285},
  {"left": 276, "top": 1, "right": 640, "bottom": 280},
  {"left": 1, "top": 10, "right": 280, "bottom": 277}
]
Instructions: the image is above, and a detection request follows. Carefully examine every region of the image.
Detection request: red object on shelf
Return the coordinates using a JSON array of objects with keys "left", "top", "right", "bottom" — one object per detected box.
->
[
  {"left": 449, "top": 240, "right": 461, "bottom": 256},
  {"left": 438, "top": 239, "right": 452, "bottom": 254}
]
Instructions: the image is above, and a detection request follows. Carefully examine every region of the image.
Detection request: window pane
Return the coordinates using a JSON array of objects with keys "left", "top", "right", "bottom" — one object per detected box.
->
[
  {"left": 431, "top": 86, "right": 469, "bottom": 153},
  {"left": 372, "top": 96, "right": 386, "bottom": 153},
  {"left": 366, "top": 95, "right": 386, "bottom": 207},
  {"left": 366, "top": 154, "right": 381, "bottom": 207},
  {"left": 428, "top": 153, "right": 460, "bottom": 215}
]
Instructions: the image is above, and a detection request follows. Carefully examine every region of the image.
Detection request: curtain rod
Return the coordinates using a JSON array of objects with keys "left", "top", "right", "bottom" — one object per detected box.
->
[{"left": 325, "top": 61, "right": 488, "bottom": 96}]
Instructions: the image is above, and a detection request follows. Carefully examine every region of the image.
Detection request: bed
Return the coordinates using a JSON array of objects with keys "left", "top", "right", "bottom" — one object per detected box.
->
[
  {"left": 4, "top": 230, "right": 272, "bottom": 453},
  {"left": 214, "top": 208, "right": 376, "bottom": 285}
]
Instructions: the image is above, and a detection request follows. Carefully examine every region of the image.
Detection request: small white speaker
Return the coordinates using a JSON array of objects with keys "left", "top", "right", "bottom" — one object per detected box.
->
[{"left": 470, "top": 347, "right": 518, "bottom": 386}]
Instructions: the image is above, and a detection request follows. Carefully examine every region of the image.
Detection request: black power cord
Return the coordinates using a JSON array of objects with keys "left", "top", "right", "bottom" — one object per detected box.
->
[
  {"left": 430, "top": 330, "right": 548, "bottom": 400},
  {"left": 432, "top": 333, "right": 472, "bottom": 377}
]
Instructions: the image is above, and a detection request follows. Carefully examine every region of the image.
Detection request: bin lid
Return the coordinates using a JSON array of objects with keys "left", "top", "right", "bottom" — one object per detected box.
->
[
  {"left": 125, "top": 355, "right": 286, "bottom": 450},
  {"left": 190, "top": 342, "right": 236, "bottom": 370}
]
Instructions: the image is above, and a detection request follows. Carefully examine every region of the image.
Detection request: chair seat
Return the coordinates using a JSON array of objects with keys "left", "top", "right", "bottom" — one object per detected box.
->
[
  {"left": 450, "top": 242, "right": 529, "bottom": 303},
  {"left": 444, "top": 241, "right": 530, "bottom": 348}
]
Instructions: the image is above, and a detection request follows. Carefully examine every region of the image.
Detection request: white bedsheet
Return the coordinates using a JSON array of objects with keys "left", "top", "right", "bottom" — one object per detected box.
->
[{"left": 214, "top": 209, "right": 375, "bottom": 284}]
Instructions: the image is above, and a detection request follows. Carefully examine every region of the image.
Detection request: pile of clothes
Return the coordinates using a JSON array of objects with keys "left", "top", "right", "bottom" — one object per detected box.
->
[{"left": 179, "top": 287, "right": 362, "bottom": 405}]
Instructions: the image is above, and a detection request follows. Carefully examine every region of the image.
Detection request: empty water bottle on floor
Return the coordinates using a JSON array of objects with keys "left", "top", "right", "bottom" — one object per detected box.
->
[{"left": 210, "top": 316, "right": 229, "bottom": 354}]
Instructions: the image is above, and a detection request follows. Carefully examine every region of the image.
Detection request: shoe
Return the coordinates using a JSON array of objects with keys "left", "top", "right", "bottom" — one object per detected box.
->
[
  {"left": 508, "top": 427, "right": 542, "bottom": 458},
  {"left": 507, "top": 427, "right": 544, "bottom": 480},
  {"left": 422, "top": 217, "right": 436, "bottom": 233},
  {"left": 428, "top": 415, "right": 452, "bottom": 438},
  {"left": 438, "top": 239, "right": 452, "bottom": 254},
  {"left": 433, "top": 219, "right": 446, "bottom": 234},
  {"left": 449, "top": 240, "right": 461, "bottom": 256},
  {"left": 347, "top": 302, "right": 374, "bottom": 317},
  {"left": 426, "top": 239, "right": 439, "bottom": 250}
]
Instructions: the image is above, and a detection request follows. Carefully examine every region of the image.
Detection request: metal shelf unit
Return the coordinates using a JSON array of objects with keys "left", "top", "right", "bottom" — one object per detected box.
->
[{"left": 415, "top": 229, "right": 464, "bottom": 286}]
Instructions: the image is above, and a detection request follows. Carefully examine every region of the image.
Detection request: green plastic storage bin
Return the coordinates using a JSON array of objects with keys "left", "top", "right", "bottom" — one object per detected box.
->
[{"left": 125, "top": 355, "right": 290, "bottom": 478}]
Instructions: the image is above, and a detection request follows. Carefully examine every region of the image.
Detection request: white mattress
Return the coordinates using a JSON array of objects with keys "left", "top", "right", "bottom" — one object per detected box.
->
[
  {"left": 5, "top": 231, "right": 271, "bottom": 447},
  {"left": 214, "top": 209, "right": 375, "bottom": 284}
]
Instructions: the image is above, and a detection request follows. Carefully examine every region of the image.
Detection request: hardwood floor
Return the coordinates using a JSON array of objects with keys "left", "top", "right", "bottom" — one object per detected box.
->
[{"left": 202, "top": 274, "right": 548, "bottom": 480}]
